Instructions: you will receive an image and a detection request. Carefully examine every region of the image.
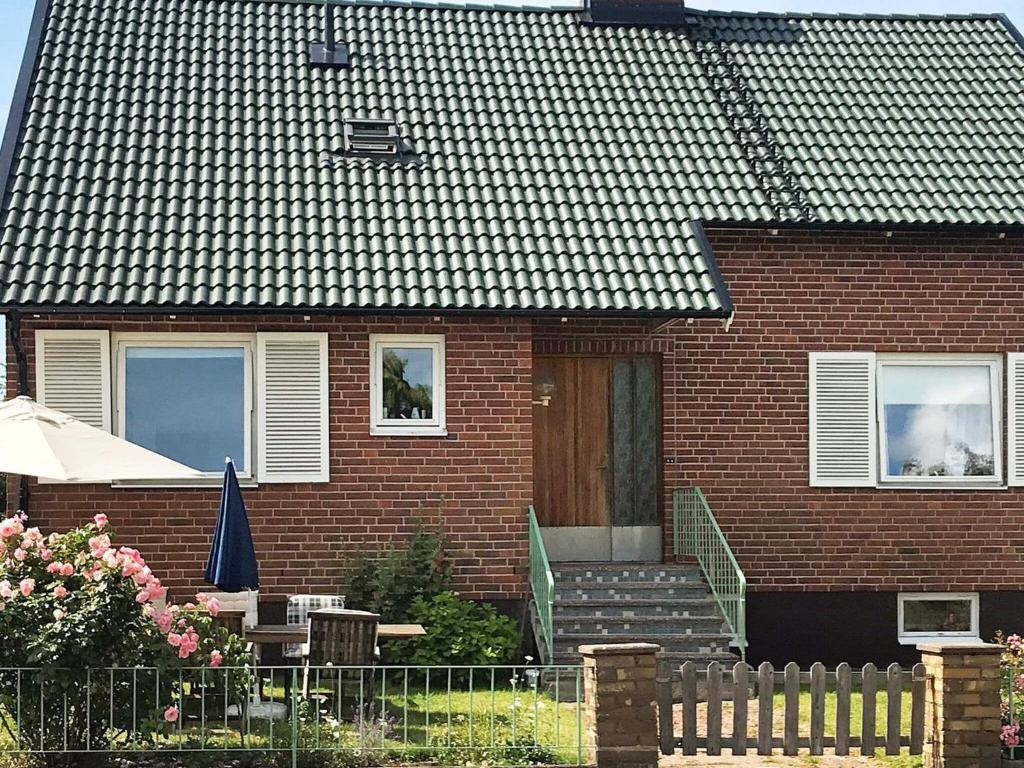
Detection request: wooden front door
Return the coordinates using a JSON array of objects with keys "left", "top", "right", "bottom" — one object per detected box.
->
[{"left": 532, "top": 356, "right": 661, "bottom": 561}]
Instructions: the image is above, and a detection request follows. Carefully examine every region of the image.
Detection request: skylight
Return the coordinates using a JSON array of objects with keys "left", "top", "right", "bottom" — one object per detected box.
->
[{"left": 344, "top": 118, "right": 402, "bottom": 156}]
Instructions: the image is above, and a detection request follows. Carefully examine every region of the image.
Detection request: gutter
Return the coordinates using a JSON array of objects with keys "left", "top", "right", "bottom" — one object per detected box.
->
[
  {"left": 701, "top": 219, "right": 1024, "bottom": 235},
  {"left": 0, "top": 302, "right": 734, "bottom": 321},
  {"left": 5, "top": 311, "right": 30, "bottom": 514},
  {"left": 690, "top": 219, "right": 736, "bottom": 329}
]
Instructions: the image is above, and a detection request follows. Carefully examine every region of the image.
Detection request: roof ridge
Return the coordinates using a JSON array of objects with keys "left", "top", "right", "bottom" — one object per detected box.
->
[
  {"left": 274, "top": 0, "right": 584, "bottom": 12},
  {"left": 684, "top": 7, "right": 1010, "bottom": 22},
  {"left": 257, "top": 0, "right": 1013, "bottom": 21}
]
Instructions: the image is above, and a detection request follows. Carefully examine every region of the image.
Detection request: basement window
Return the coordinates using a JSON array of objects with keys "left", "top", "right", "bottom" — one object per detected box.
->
[
  {"left": 344, "top": 118, "right": 401, "bottom": 156},
  {"left": 898, "top": 592, "right": 980, "bottom": 645},
  {"left": 369, "top": 335, "right": 446, "bottom": 437}
]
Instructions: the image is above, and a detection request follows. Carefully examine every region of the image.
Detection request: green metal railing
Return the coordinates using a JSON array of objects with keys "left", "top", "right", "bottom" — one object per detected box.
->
[
  {"left": 673, "top": 488, "right": 747, "bottom": 659},
  {"left": 528, "top": 506, "right": 555, "bottom": 663}
]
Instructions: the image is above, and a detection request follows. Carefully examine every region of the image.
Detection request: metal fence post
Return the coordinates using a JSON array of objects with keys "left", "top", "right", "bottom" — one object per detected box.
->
[{"left": 291, "top": 667, "right": 299, "bottom": 768}]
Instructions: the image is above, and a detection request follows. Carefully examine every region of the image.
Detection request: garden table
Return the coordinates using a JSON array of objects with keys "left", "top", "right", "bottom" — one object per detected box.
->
[{"left": 245, "top": 622, "right": 425, "bottom": 644}]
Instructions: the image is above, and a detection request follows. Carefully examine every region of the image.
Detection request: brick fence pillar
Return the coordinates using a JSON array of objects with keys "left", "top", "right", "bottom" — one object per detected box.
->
[
  {"left": 579, "top": 642, "right": 661, "bottom": 768},
  {"left": 918, "top": 642, "right": 1003, "bottom": 768}
]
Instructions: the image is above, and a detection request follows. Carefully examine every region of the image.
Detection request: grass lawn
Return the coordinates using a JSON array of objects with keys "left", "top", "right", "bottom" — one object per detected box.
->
[
  {"left": 678, "top": 685, "right": 916, "bottom": 750},
  {"left": 773, "top": 687, "right": 914, "bottom": 737}
]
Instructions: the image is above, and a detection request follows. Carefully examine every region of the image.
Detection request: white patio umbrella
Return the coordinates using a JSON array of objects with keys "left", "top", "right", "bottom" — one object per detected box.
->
[{"left": 0, "top": 396, "right": 202, "bottom": 482}]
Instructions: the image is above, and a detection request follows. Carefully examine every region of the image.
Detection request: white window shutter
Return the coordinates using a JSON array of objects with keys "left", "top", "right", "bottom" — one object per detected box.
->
[
  {"left": 1008, "top": 353, "right": 1024, "bottom": 486},
  {"left": 809, "top": 351, "right": 877, "bottom": 487},
  {"left": 35, "top": 330, "right": 112, "bottom": 431},
  {"left": 256, "top": 333, "right": 330, "bottom": 483}
]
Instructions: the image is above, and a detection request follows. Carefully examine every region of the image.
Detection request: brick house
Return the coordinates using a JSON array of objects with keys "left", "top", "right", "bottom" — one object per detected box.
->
[{"left": 1, "top": 0, "right": 1023, "bottom": 665}]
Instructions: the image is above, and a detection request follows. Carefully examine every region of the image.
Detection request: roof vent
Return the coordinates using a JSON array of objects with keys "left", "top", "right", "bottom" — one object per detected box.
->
[
  {"left": 583, "top": 0, "right": 686, "bottom": 27},
  {"left": 344, "top": 118, "right": 402, "bottom": 156},
  {"left": 310, "top": 0, "right": 349, "bottom": 68}
]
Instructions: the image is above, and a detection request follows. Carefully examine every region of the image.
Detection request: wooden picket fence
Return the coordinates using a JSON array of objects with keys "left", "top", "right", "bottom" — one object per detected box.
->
[{"left": 658, "top": 660, "right": 927, "bottom": 757}]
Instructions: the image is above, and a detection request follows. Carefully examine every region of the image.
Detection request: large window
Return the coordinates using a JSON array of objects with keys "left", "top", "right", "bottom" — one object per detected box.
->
[
  {"left": 117, "top": 339, "right": 253, "bottom": 476},
  {"left": 878, "top": 356, "right": 1001, "bottom": 484},
  {"left": 898, "top": 592, "right": 979, "bottom": 644},
  {"left": 369, "top": 335, "right": 446, "bottom": 436}
]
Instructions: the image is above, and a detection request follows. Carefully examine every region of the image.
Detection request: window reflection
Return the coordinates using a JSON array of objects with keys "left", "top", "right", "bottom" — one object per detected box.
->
[
  {"left": 381, "top": 347, "right": 434, "bottom": 420},
  {"left": 881, "top": 365, "right": 995, "bottom": 478}
]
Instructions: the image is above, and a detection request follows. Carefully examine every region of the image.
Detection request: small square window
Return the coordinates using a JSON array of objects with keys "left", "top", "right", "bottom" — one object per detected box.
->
[
  {"left": 369, "top": 335, "right": 446, "bottom": 436},
  {"left": 878, "top": 356, "right": 1002, "bottom": 484},
  {"left": 898, "top": 592, "right": 980, "bottom": 644}
]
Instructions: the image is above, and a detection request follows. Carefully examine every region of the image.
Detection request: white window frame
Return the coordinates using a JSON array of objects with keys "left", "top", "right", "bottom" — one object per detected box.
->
[
  {"left": 876, "top": 354, "right": 1003, "bottom": 486},
  {"left": 897, "top": 592, "right": 980, "bottom": 645},
  {"left": 369, "top": 334, "right": 446, "bottom": 437},
  {"left": 113, "top": 333, "right": 256, "bottom": 482}
]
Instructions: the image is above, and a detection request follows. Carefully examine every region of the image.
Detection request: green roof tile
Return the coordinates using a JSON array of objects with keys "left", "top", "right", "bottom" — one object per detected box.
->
[{"left": 0, "top": 0, "right": 1022, "bottom": 311}]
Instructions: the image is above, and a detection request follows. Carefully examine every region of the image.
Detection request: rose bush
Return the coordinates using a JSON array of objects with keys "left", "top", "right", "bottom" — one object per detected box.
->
[
  {"left": 996, "top": 631, "right": 1024, "bottom": 753},
  {"left": 0, "top": 513, "right": 248, "bottom": 759}
]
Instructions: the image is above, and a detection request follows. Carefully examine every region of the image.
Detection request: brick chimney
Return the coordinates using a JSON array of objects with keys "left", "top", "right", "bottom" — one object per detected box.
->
[{"left": 583, "top": 0, "right": 686, "bottom": 27}]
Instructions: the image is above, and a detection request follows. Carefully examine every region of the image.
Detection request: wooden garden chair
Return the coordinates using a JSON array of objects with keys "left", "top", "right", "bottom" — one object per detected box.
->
[{"left": 302, "top": 608, "right": 380, "bottom": 714}]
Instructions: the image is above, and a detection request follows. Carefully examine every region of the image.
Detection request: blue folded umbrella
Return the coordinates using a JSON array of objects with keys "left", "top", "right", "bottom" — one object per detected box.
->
[{"left": 204, "top": 458, "right": 259, "bottom": 592}]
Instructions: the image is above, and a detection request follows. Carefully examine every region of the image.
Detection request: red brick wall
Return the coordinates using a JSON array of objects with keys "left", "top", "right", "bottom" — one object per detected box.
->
[
  {"left": 5, "top": 314, "right": 533, "bottom": 601},
  {"left": 7, "top": 228, "right": 1024, "bottom": 599},
  {"left": 535, "top": 227, "right": 1024, "bottom": 594}
]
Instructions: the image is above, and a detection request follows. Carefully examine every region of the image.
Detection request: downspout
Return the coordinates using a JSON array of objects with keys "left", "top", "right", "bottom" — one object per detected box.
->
[{"left": 6, "top": 311, "right": 29, "bottom": 513}]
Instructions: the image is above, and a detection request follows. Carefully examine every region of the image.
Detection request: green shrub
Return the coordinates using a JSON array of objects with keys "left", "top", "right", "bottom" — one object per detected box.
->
[
  {"left": 343, "top": 522, "right": 452, "bottom": 622},
  {"left": 385, "top": 591, "right": 520, "bottom": 673}
]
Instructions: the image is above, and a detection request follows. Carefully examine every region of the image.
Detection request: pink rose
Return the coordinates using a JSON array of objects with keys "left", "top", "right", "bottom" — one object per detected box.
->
[
  {"left": 206, "top": 597, "right": 220, "bottom": 617},
  {"left": 19, "top": 578, "right": 34, "bottom": 598},
  {"left": 13, "top": 548, "right": 26, "bottom": 562},
  {"left": 38, "top": 548, "right": 51, "bottom": 561},
  {"left": 155, "top": 611, "right": 174, "bottom": 633},
  {"left": 52, "top": 609, "right": 65, "bottom": 622},
  {"left": 54, "top": 585, "right": 67, "bottom": 599},
  {"left": 46, "top": 562, "right": 62, "bottom": 574},
  {"left": 136, "top": 590, "right": 151, "bottom": 604},
  {"left": 88, "top": 534, "right": 110, "bottom": 558},
  {"left": 163, "top": 706, "right": 179, "bottom": 723},
  {"left": 0, "top": 581, "right": 11, "bottom": 599},
  {"left": 177, "top": 646, "right": 191, "bottom": 659},
  {"left": 21, "top": 528, "right": 41, "bottom": 547},
  {"left": 210, "top": 650, "right": 223, "bottom": 669},
  {"left": 0, "top": 518, "right": 20, "bottom": 538},
  {"left": 166, "top": 632, "right": 182, "bottom": 647},
  {"left": 93, "top": 514, "right": 108, "bottom": 530},
  {"left": 196, "top": 593, "right": 209, "bottom": 604},
  {"left": 60, "top": 563, "right": 74, "bottom": 577},
  {"left": 147, "top": 580, "right": 167, "bottom": 601}
]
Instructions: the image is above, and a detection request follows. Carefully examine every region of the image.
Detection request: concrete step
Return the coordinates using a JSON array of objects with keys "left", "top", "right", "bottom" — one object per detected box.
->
[
  {"left": 554, "top": 614, "right": 728, "bottom": 636},
  {"left": 554, "top": 597, "right": 719, "bottom": 619},
  {"left": 554, "top": 581, "right": 710, "bottom": 601},
  {"left": 552, "top": 632, "right": 735, "bottom": 656},
  {"left": 550, "top": 648, "right": 740, "bottom": 666},
  {"left": 551, "top": 562, "right": 703, "bottom": 584}
]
